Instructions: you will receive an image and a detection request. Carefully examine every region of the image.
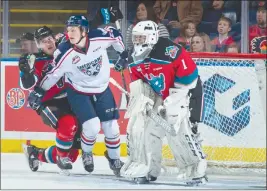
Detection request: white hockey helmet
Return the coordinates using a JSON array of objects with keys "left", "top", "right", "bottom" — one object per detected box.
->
[{"left": 132, "top": 20, "right": 159, "bottom": 57}]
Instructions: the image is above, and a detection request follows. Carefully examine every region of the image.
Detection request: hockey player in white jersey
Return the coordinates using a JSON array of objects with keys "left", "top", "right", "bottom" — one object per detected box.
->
[
  {"left": 31, "top": 15, "right": 127, "bottom": 176},
  {"left": 119, "top": 21, "right": 207, "bottom": 184}
]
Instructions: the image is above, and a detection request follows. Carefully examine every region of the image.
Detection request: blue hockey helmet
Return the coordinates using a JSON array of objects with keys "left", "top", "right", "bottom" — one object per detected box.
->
[{"left": 66, "top": 15, "right": 89, "bottom": 32}]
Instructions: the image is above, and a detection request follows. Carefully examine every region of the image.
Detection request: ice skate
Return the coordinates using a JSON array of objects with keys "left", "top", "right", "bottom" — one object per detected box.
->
[
  {"left": 186, "top": 175, "right": 208, "bottom": 186},
  {"left": 104, "top": 150, "right": 124, "bottom": 176},
  {"left": 56, "top": 155, "right": 72, "bottom": 170},
  {"left": 22, "top": 144, "right": 41, "bottom": 172},
  {"left": 82, "top": 151, "right": 94, "bottom": 173}
]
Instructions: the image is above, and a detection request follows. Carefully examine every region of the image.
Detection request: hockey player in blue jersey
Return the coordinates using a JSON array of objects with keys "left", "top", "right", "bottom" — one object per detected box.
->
[{"left": 30, "top": 15, "right": 127, "bottom": 176}]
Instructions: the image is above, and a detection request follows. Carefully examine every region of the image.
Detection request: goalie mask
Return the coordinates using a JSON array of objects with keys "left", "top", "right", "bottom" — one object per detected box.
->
[{"left": 132, "top": 21, "right": 159, "bottom": 61}]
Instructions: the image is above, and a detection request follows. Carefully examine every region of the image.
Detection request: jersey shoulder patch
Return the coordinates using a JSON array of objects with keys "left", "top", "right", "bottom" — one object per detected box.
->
[{"left": 150, "top": 38, "right": 182, "bottom": 61}]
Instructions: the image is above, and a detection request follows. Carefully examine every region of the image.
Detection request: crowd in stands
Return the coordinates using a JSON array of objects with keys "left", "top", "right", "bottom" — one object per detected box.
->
[
  {"left": 124, "top": 0, "right": 266, "bottom": 54},
  {"left": 15, "top": 0, "right": 266, "bottom": 55}
]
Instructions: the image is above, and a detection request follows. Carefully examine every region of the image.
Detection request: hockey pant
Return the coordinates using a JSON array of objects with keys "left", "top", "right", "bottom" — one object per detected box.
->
[{"left": 66, "top": 86, "right": 121, "bottom": 159}]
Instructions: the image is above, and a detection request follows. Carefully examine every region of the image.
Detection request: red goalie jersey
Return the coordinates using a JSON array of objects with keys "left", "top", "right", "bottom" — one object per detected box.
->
[{"left": 128, "top": 38, "right": 198, "bottom": 100}]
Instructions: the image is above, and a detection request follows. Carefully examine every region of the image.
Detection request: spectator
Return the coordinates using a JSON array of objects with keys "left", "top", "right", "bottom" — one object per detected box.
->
[
  {"left": 173, "top": 21, "right": 197, "bottom": 51},
  {"left": 249, "top": 4, "right": 267, "bottom": 53},
  {"left": 126, "top": 1, "right": 169, "bottom": 52},
  {"left": 211, "top": 16, "right": 235, "bottom": 52},
  {"left": 202, "top": 0, "right": 239, "bottom": 22},
  {"left": 16, "top": 32, "right": 38, "bottom": 54},
  {"left": 226, "top": 43, "right": 239, "bottom": 53},
  {"left": 190, "top": 33, "right": 211, "bottom": 52},
  {"left": 153, "top": 0, "right": 203, "bottom": 28},
  {"left": 199, "top": 0, "right": 240, "bottom": 38}
]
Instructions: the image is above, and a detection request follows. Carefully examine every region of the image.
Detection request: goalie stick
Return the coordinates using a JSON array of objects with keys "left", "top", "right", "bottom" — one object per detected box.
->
[
  {"left": 109, "top": 78, "right": 177, "bottom": 136},
  {"left": 114, "top": 18, "right": 130, "bottom": 105}
]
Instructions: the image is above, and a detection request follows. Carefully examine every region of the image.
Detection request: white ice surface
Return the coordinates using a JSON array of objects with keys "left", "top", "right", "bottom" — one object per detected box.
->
[{"left": 1, "top": 153, "right": 266, "bottom": 189}]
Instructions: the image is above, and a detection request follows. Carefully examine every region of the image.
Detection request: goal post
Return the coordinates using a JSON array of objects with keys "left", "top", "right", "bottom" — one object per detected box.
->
[{"left": 162, "top": 53, "right": 266, "bottom": 175}]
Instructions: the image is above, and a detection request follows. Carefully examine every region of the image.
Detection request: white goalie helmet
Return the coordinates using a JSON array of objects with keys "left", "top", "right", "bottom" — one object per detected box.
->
[{"left": 132, "top": 20, "right": 159, "bottom": 59}]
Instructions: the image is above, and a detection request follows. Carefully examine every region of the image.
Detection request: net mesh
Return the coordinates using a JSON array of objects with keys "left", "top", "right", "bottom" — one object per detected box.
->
[{"left": 161, "top": 57, "right": 266, "bottom": 176}]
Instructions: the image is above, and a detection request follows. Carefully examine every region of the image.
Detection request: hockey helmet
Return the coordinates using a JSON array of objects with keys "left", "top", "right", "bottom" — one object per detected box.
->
[
  {"left": 34, "top": 26, "right": 54, "bottom": 42},
  {"left": 66, "top": 15, "right": 89, "bottom": 32}
]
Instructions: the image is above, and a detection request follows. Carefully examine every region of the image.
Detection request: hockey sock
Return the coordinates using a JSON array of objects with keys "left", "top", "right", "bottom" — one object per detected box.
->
[
  {"left": 68, "top": 149, "right": 79, "bottom": 163},
  {"left": 81, "top": 131, "right": 96, "bottom": 153},
  {"left": 56, "top": 115, "right": 78, "bottom": 157},
  {"left": 105, "top": 135, "right": 121, "bottom": 159},
  {"left": 102, "top": 120, "right": 121, "bottom": 159},
  {"left": 38, "top": 146, "right": 57, "bottom": 164}
]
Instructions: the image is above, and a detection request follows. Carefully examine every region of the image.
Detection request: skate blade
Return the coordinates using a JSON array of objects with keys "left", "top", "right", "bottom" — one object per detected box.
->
[
  {"left": 22, "top": 144, "right": 29, "bottom": 157},
  {"left": 186, "top": 176, "right": 208, "bottom": 186},
  {"left": 133, "top": 177, "right": 149, "bottom": 184},
  {"left": 59, "top": 169, "right": 70, "bottom": 176},
  {"left": 22, "top": 144, "right": 30, "bottom": 165},
  {"left": 113, "top": 170, "right": 121, "bottom": 177}
]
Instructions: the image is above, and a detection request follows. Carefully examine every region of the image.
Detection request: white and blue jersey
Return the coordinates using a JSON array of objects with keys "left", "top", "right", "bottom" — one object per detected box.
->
[{"left": 39, "top": 27, "right": 125, "bottom": 94}]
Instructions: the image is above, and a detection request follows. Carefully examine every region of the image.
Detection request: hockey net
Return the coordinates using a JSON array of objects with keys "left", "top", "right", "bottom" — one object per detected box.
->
[{"left": 161, "top": 53, "right": 266, "bottom": 176}]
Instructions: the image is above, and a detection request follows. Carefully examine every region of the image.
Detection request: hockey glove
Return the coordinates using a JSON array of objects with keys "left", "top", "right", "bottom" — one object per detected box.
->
[
  {"left": 109, "top": 5, "right": 123, "bottom": 23},
  {"left": 27, "top": 86, "right": 45, "bottom": 113},
  {"left": 18, "top": 54, "right": 36, "bottom": 74},
  {"left": 114, "top": 51, "right": 128, "bottom": 72},
  {"left": 100, "top": 8, "right": 111, "bottom": 25}
]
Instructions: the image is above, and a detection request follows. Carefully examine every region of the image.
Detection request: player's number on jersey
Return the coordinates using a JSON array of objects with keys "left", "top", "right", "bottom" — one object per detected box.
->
[{"left": 181, "top": 59, "right": 188, "bottom": 70}]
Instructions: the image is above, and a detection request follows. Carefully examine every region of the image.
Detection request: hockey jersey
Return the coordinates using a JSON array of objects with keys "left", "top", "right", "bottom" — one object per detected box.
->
[
  {"left": 39, "top": 27, "right": 125, "bottom": 94},
  {"left": 19, "top": 54, "right": 66, "bottom": 102},
  {"left": 129, "top": 38, "right": 198, "bottom": 100}
]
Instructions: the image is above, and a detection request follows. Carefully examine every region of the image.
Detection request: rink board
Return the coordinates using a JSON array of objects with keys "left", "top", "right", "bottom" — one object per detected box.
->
[{"left": 1, "top": 53, "right": 266, "bottom": 164}]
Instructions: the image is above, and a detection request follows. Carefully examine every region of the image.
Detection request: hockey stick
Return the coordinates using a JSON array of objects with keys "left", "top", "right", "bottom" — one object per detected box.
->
[
  {"left": 114, "top": 20, "right": 130, "bottom": 105},
  {"left": 109, "top": 77, "right": 176, "bottom": 136}
]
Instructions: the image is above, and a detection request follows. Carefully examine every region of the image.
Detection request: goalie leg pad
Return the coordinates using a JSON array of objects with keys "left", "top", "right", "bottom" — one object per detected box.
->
[
  {"left": 122, "top": 89, "right": 165, "bottom": 179},
  {"left": 125, "top": 80, "right": 156, "bottom": 118},
  {"left": 166, "top": 118, "right": 207, "bottom": 179},
  {"left": 121, "top": 113, "right": 165, "bottom": 178}
]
